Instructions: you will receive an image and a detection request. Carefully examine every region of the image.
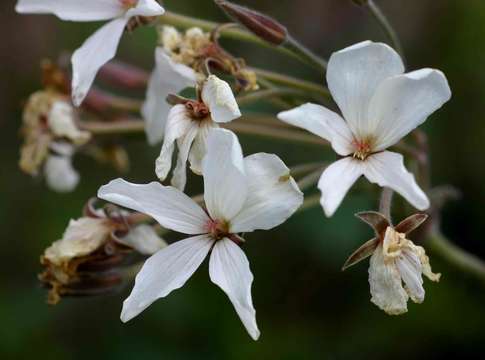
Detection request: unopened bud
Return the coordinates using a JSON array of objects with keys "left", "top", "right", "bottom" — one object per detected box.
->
[{"left": 214, "top": 0, "right": 288, "bottom": 46}]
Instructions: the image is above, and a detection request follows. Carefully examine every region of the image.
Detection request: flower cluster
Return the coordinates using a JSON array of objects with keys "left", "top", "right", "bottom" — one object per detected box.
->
[{"left": 16, "top": 0, "right": 455, "bottom": 342}]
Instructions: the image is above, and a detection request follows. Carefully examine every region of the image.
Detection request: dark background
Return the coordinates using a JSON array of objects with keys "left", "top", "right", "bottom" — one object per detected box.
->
[{"left": 1, "top": 0, "right": 484, "bottom": 358}]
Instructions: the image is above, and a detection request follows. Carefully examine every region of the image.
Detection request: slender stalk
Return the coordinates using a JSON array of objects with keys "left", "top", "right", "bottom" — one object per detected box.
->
[
  {"left": 365, "top": 0, "right": 405, "bottom": 60},
  {"left": 427, "top": 232, "right": 485, "bottom": 284},
  {"left": 284, "top": 36, "right": 328, "bottom": 71},
  {"left": 378, "top": 187, "right": 394, "bottom": 223},
  {"left": 252, "top": 67, "right": 331, "bottom": 101},
  {"left": 79, "top": 119, "right": 145, "bottom": 135},
  {"left": 236, "top": 88, "right": 306, "bottom": 106},
  {"left": 298, "top": 193, "right": 321, "bottom": 213},
  {"left": 297, "top": 168, "right": 325, "bottom": 190}
]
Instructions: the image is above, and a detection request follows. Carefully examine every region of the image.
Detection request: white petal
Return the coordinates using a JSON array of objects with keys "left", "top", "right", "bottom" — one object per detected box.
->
[
  {"left": 230, "top": 153, "right": 303, "bottom": 233},
  {"left": 368, "top": 69, "right": 452, "bottom": 150},
  {"left": 203, "top": 129, "right": 248, "bottom": 221},
  {"left": 171, "top": 124, "right": 200, "bottom": 190},
  {"left": 121, "top": 235, "right": 214, "bottom": 322},
  {"left": 369, "top": 245, "right": 409, "bottom": 315},
  {"left": 118, "top": 224, "right": 167, "bottom": 255},
  {"left": 155, "top": 105, "right": 193, "bottom": 181},
  {"left": 71, "top": 17, "right": 128, "bottom": 106},
  {"left": 98, "top": 178, "right": 209, "bottom": 234},
  {"left": 363, "top": 151, "right": 429, "bottom": 210},
  {"left": 127, "top": 0, "right": 164, "bottom": 17},
  {"left": 209, "top": 238, "right": 260, "bottom": 340},
  {"left": 277, "top": 103, "right": 354, "bottom": 156},
  {"left": 142, "top": 49, "right": 197, "bottom": 145},
  {"left": 396, "top": 250, "right": 425, "bottom": 303},
  {"left": 44, "top": 154, "right": 80, "bottom": 193},
  {"left": 188, "top": 122, "right": 213, "bottom": 175},
  {"left": 202, "top": 75, "right": 241, "bottom": 123},
  {"left": 15, "top": 0, "right": 124, "bottom": 21},
  {"left": 48, "top": 101, "right": 91, "bottom": 144},
  {"left": 327, "top": 41, "right": 404, "bottom": 138},
  {"left": 317, "top": 158, "right": 364, "bottom": 217}
]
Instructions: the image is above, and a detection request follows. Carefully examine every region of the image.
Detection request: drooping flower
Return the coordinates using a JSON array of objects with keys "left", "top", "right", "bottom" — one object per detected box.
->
[
  {"left": 16, "top": 0, "right": 165, "bottom": 106},
  {"left": 97, "top": 128, "right": 303, "bottom": 340},
  {"left": 155, "top": 75, "right": 242, "bottom": 190},
  {"left": 278, "top": 41, "right": 451, "bottom": 217},
  {"left": 343, "top": 212, "right": 440, "bottom": 315},
  {"left": 40, "top": 200, "right": 166, "bottom": 304}
]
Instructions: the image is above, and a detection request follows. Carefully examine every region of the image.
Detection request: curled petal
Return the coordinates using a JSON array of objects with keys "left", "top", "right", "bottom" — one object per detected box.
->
[
  {"left": 121, "top": 235, "right": 214, "bottom": 322},
  {"left": 171, "top": 124, "right": 200, "bottom": 190},
  {"left": 209, "top": 238, "right": 260, "bottom": 340},
  {"left": 117, "top": 224, "right": 167, "bottom": 255},
  {"left": 202, "top": 75, "right": 241, "bottom": 123},
  {"left": 188, "top": 122, "right": 213, "bottom": 175},
  {"left": 48, "top": 101, "right": 91, "bottom": 144},
  {"left": 396, "top": 249, "right": 425, "bottom": 303}
]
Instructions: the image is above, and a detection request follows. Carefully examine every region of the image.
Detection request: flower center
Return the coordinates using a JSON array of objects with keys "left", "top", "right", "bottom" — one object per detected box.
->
[
  {"left": 352, "top": 138, "right": 373, "bottom": 160},
  {"left": 120, "top": 0, "right": 137, "bottom": 10},
  {"left": 206, "top": 219, "right": 230, "bottom": 241},
  {"left": 185, "top": 100, "right": 210, "bottom": 121}
]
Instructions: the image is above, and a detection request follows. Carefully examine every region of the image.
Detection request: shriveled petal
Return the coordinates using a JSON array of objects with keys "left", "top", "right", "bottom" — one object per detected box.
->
[
  {"left": 121, "top": 235, "right": 214, "bottom": 322},
  {"left": 396, "top": 250, "right": 425, "bottom": 303},
  {"left": 71, "top": 17, "right": 128, "bottom": 106},
  {"left": 327, "top": 41, "right": 404, "bottom": 138},
  {"left": 171, "top": 124, "right": 200, "bottom": 190},
  {"left": 369, "top": 245, "right": 409, "bottom": 315},
  {"left": 188, "top": 122, "right": 213, "bottom": 175},
  {"left": 277, "top": 103, "right": 354, "bottom": 156},
  {"left": 127, "top": 0, "right": 164, "bottom": 18},
  {"left": 142, "top": 49, "right": 197, "bottom": 145},
  {"left": 48, "top": 101, "right": 91, "bottom": 144},
  {"left": 98, "top": 179, "right": 209, "bottom": 234},
  {"left": 369, "top": 69, "right": 452, "bottom": 150},
  {"left": 202, "top": 75, "right": 241, "bottom": 123},
  {"left": 118, "top": 224, "right": 167, "bottom": 255},
  {"left": 364, "top": 151, "right": 429, "bottom": 211},
  {"left": 44, "top": 154, "right": 80, "bottom": 193},
  {"left": 209, "top": 238, "right": 260, "bottom": 340},
  {"left": 155, "top": 105, "right": 193, "bottom": 182},
  {"left": 318, "top": 157, "right": 364, "bottom": 217},
  {"left": 15, "top": 0, "right": 124, "bottom": 21},
  {"left": 230, "top": 153, "right": 303, "bottom": 233},
  {"left": 203, "top": 129, "right": 248, "bottom": 221}
]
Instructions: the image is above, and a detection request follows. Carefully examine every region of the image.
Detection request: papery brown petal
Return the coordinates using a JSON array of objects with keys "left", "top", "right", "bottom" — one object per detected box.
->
[
  {"left": 342, "top": 237, "right": 379, "bottom": 271},
  {"left": 395, "top": 213, "right": 428, "bottom": 235},
  {"left": 355, "top": 211, "right": 390, "bottom": 237},
  {"left": 215, "top": 0, "right": 288, "bottom": 45}
]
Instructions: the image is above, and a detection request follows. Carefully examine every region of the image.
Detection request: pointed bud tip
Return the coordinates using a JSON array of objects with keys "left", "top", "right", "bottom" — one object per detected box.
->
[{"left": 214, "top": 0, "right": 288, "bottom": 45}]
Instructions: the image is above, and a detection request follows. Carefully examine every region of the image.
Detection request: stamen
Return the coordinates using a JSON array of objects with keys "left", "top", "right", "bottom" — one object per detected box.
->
[
  {"left": 120, "top": 0, "right": 137, "bottom": 9},
  {"left": 206, "top": 219, "right": 230, "bottom": 240},
  {"left": 352, "top": 139, "right": 373, "bottom": 160}
]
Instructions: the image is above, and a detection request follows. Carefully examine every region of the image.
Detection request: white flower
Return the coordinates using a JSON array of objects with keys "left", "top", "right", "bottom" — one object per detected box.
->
[
  {"left": 155, "top": 75, "right": 242, "bottom": 190},
  {"left": 278, "top": 41, "right": 451, "bottom": 217},
  {"left": 48, "top": 101, "right": 91, "bottom": 144},
  {"left": 97, "top": 128, "right": 303, "bottom": 340},
  {"left": 16, "top": 0, "right": 165, "bottom": 106},
  {"left": 142, "top": 47, "right": 197, "bottom": 145},
  {"left": 44, "top": 142, "right": 80, "bottom": 193},
  {"left": 369, "top": 227, "right": 440, "bottom": 315}
]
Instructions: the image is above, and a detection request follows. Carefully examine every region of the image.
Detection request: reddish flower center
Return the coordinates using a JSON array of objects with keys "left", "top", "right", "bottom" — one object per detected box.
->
[
  {"left": 120, "top": 0, "right": 137, "bottom": 9},
  {"left": 206, "top": 219, "right": 230, "bottom": 240},
  {"left": 352, "top": 139, "right": 373, "bottom": 160}
]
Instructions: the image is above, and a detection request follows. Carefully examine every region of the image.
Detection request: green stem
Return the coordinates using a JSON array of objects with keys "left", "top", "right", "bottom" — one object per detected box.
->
[
  {"left": 284, "top": 36, "right": 328, "bottom": 71},
  {"left": 236, "top": 88, "right": 306, "bottom": 106},
  {"left": 366, "top": 0, "right": 405, "bottom": 60},
  {"left": 427, "top": 232, "right": 485, "bottom": 284}
]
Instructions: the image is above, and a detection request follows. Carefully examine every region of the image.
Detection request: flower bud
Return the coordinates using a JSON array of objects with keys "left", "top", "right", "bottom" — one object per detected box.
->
[{"left": 214, "top": 0, "right": 288, "bottom": 46}]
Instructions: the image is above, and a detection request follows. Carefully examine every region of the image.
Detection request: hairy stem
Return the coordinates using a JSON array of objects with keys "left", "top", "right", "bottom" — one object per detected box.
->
[{"left": 378, "top": 187, "right": 394, "bottom": 223}]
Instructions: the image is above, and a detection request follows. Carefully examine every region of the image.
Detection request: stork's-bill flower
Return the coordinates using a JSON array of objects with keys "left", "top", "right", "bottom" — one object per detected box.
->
[
  {"left": 278, "top": 41, "right": 451, "bottom": 217},
  {"left": 16, "top": 0, "right": 165, "bottom": 106},
  {"left": 369, "top": 226, "right": 440, "bottom": 315},
  {"left": 97, "top": 128, "right": 303, "bottom": 340},
  {"left": 155, "top": 75, "right": 242, "bottom": 190}
]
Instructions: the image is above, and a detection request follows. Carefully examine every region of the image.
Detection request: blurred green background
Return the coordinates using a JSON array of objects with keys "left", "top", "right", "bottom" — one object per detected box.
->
[{"left": 1, "top": 0, "right": 484, "bottom": 358}]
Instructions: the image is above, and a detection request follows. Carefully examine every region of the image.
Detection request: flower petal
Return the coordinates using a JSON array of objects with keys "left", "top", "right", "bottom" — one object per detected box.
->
[
  {"left": 171, "top": 123, "right": 200, "bottom": 191},
  {"left": 117, "top": 224, "right": 167, "bottom": 255},
  {"left": 364, "top": 151, "right": 430, "bottom": 211},
  {"left": 369, "top": 245, "right": 409, "bottom": 315},
  {"left": 188, "top": 122, "right": 213, "bottom": 175},
  {"left": 327, "top": 41, "right": 404, "bottom": 138},
  {"left": 142, "top": 49, "right": 197, "bottom": 145},
  {"left": 209, "top": 238, "right": 260, "bottom": 340},
  {"left": 71, "top": 17, "right": 128, "bottom": 106},
  {"left": 155, "top": 105, "right": 193, "bottom": 182},
  {"left": 127, "top": 0, "right": 164, "bottom": 17},
  {"left": 48, "top": 101, "right": 91, "bottom": 144},
  {"left": 203, "top": 129, "right": 248, "bottom": 221},
  {"left": 15, "top": 0, "right": 124, "bottom": 21},
  {"left": 396, "top": 250, "right": 425, "bottom": 303},
  {"left": 44, "top": 154, "right": 79, "bottom": 193},
  {"left": 369, "top": 69, "right": 452, "bottom": 150},
  {"left": 230, "top": 153, "right": 303, "bottom": 233},
  {"left": 98, "top": 178, "right": 209, "bottom": 234},
  {"left": 277, "top": 103, "right": 354, "bottom": 156},
  {"left": 121, "top": 235, "right": 214, "bottom": 322},
  {"left": 202, "top": 75, "right": 241, "bottom": 123},
  {"left": 317, "top": 158, "right": 364, "bottom": 217}
]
